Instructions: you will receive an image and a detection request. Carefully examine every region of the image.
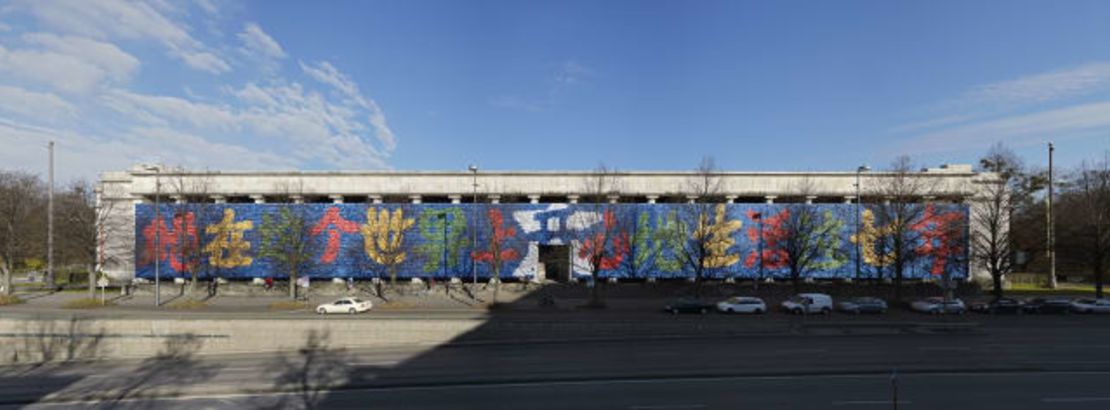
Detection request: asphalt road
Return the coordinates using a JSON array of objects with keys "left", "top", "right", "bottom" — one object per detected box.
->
[{"left": 4, "top": 316, "right": 1110, "bottom": 409}]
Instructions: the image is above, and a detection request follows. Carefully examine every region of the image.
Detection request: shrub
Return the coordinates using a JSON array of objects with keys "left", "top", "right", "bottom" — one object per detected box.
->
[{"left": 63, "top": 298, "right": 115, "bottom": 309}]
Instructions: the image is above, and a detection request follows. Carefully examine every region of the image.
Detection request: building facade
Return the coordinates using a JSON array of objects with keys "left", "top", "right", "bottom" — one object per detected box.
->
[{"left": 96, "top": 164, "right": 999, "bottom": 284}]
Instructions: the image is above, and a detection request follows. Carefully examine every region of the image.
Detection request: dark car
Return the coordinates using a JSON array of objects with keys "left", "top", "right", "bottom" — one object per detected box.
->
[
  {"left": 835, "top": 297, "right": 888, "bottom": 314},
  {"left": 664, "top": 299, "right": 714, "bottom": 315},
  {"left": 1023, "top": 297, "right": 1073, "bottom": 314},
  {"left": 971, "top": 298, "right": 1025, "bottom": 314}
]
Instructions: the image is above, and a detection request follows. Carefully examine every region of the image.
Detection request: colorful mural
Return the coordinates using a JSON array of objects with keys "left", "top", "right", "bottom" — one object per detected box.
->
[{"left": 134, "top": 203, "right": 969, "bottom": 281}]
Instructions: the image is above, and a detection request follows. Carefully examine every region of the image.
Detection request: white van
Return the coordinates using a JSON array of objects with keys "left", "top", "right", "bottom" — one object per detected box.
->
[{"left": 781, "top": 293, "right": 834, "bottom": 315}]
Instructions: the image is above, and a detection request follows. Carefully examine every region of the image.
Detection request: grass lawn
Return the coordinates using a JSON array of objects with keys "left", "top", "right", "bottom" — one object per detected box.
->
[
  {"left": 62, "top": 298, "right": 116, "bottom": 309},
  {"left": 1006, "top": 282, "right": 1100, "bottom": 296}
]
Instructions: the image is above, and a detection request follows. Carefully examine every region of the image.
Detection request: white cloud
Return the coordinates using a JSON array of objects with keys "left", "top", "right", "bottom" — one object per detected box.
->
[
  {"left": 22, "top": 33, "right": 140, "bottom": 82},
  {"left": 965, "top": 62, "right": 1110, "bottom": 105},
  {"left": 238, "top": 22, "right": 285, "bottom": 59},
  {"left": 0, "top": 44, "right": 120, "bottom": 93},
  {"left": 300, "top": 60, "right": 396, "bottom": 150},
  {"left": 0, "top": 85, "right": 78, "bottom": 122},
  {"left": 902, "top": 100, "right": 1110, "bottom": 154},
  {"left": 13, "top": 0, "right": 229, "bottom": 75}
]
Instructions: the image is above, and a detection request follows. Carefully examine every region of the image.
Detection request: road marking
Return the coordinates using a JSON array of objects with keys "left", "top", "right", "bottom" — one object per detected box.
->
[
  {"left": 832, "top": 400, "right": 911, "bottom": 406},
  {"left": 1042, "top": 397, "right": 1110, "bottom": 403},
  {"left": 917, "top": 347, "right": 972, "bottom": 352},
  {"left": 628, "top": 405, "right": 706, "bottom": 409},
  {"left": 771, "top": 348, "right": 828, "bottom": 355}
]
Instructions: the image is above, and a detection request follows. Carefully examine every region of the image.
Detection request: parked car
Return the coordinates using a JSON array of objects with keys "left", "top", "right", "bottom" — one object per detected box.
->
[
  {"left": 1070, "top": 298, "right": 1110, "bottom": 314},
  {"left": 316, "top": 297, "right": 373, "bottom": 315},
  {"left": 911, "top": 297, "right": 966, "bottom": 315},
  {"left": 665, "top": 298, "right": 715, "bottom": 315},
  {"left": 781, "top": 293, "right": 833, "bottom": 315},
  {"left": 1022, "top": 297, "right": 1073, "bottom": 314},
  {"left": 970, "top": 298, "right": 1025, "bottom": 314},
  {"left": 835, "top": 297, "right": 888, "bottom": 314},
  {"left": 717, "top": 296, "right": 767, "bottom": 314}
]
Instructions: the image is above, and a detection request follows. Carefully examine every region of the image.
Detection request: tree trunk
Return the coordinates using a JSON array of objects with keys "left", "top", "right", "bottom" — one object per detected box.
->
[
  {"left": 991, "top": 269, "right": 1003, "bottom": 300},
  {"left": 88, "top": 266, "right": 95, "bottom": 299},
  {"left": 289, "top": 272, "right": 297, "bottom": 299},
  {"left": 792, "top": 269, "right": 801, "bottom": 294},
  {"left": 1096, "top": 264, "right": 1104, "bottom": 299},
  {"left": 1, "top": 264, "right": 11, "bottom": 296}
]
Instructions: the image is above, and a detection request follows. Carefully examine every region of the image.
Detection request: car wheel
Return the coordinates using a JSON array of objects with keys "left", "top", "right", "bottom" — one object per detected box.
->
[
  {"left": 349, "top": 308, "right": 357, "bottom": 314},
  {"left": 316, "top": 307, "right": 326, "bottom": 315},
  {"left": 821, "top": 308, "right": 831, "bottom": 315},
  {"left": 726, "top": 308, "right": 735, "bottom": 313},
  {"left": 879, "top": 309, "right": 887, "bottom": 314},
  {"left": 853, "top": 309, "right": 861, "bottom": 315},
  {"left": 754, "top": 309, "right": 764, "bottom": 315},
  {"left": 700, "top": 308, "right": 708, "bottom": 315},
  {"left": 792, "top": 308, "right": 802, "bottom": 315},
  {"left": 670, "top": 309, "right": 678, "bottom": 315}
]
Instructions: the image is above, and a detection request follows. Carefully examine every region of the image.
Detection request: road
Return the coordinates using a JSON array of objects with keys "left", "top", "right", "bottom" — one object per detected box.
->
[{"left": 4, "top": 315, "right": 1110, "bottom": 408}]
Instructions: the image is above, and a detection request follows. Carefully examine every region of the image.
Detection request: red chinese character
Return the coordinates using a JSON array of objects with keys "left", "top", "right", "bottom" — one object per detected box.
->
[
  {"left": 577, "top": 209, "right": 630, "bottom": 271},
  {"left": 912, "top": 204, "right": 965, "bottom": 276},
  {"left": 743, "top": 209, "right": 789, "bottom": 270},
  {"left": 139, "top": 212, "right": 198, "bottom": 272},
  {"left": 471, "top": 208, "right": 521, "bottom": 265},
  {"left": 311, "top": 207, "right": 359, "bottom": 264}
]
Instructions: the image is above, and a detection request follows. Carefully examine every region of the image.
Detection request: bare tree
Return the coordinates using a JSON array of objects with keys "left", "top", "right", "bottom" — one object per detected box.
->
[
  {"left": 471, "top": 205, "right": 524, "bottom": 303},
  {"left": 974, "top": 143, "right": 1045, "bottom": 299},
  {"left": 0, "top": 171, "right": 45, "bottom": 295},
  {"left": 776, "top": 179, "right": 848, "bottom": 293},
  {"left": 866, "top": 156, "right": 940, "bottom": 301},
  {"left": 573, "top": 164, "right": 626, "bottom": 307},
  {"left": 259, "top": 180, "right": 318, "bottom": 299},
  {"left": 164, "top": 170, "right": 213, "bottom": 296},
  {"left": 1057, "top": 153, "right": 1110, "bottom": 297},
  {"left": 672, "top": 157, "right": 739, "bottom": 298}
]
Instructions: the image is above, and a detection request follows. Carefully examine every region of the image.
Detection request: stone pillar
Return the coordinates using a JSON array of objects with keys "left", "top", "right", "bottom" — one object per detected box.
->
[
  {"left": 290, "top": 195, "right": 305, "bottom": 204},
  {"left": 645, "top": 195, "right": 659, "bottom": 204},
  {"left": 883, "top": 196, "right": 892, "bottom": 205},
  {"left": 211, "top": 195, "right": 227, "bottom": 204},
  {"left": 329, "top": 195, "right": 344, "bottom": 204},
  {"left": 448, "top": 195, "right": 462, "bottom": 204},
  {"left": 368, "top": 195, "right": 382, "bottom": 204},
  {"left": 607, "top": 194, "right": 620, "bottom": 204},
  {"left": 922, "top": 195, "right": 936, "bottom": 203},
  {"left": 764, "top": 195, "right": 777, "bottom": 204},
  {"left": 566, "top": 194, "right": 579, "bottom": 204},
  {"left": 725, "top": 195, "right": 737, "bottom": 204},
  {"left": 250, "top": 195, "right": 265, "bottom": 204},
  {"left": 843, "top": 195, "right": 856, "bottom": 204},
  {"left": 169, "top": 194, "right": 186, "bottom": 204},
  {"left": 409, "top": 195, "right": 422, "bottom": 204},
  {"left": 527, "top": 195, "right": 541, "bottom": 204},
  {"left": 686, "top": 195, "right": 698, "bottom": 204},
  {"left": 805, "top": 195, "right": 816, "bottom": 204},
  {"left": 489, "top": 195, "right": 501, "bottom": 204}
]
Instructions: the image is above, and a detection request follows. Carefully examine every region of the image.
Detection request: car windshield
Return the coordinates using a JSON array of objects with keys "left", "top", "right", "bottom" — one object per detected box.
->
[{"left": 352, "top": 298, "right": 363, "bottom": 303}]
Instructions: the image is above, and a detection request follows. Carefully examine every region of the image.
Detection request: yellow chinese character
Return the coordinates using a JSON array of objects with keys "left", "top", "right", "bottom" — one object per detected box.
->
[
  {"left": 694, "top": 204, "right": 742, "bottom": 268},
  {"left": 205, "top": 208, "right": 254, "bottom": 268}
]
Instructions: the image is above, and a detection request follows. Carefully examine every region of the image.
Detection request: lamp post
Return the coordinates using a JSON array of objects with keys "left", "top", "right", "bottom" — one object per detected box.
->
[
  {"left": 855, "top": 165, "right": 871, "bottom": 280},
  {"left": 1047, "top": 143, "right": 1056, "bottom": 289},
  {"left": 438, "top": 213, "right": 447, "bottom": 280},
  {"left": 143, "top": 165, "right": 163, "bottom": 307},
  {"left": 469, "top": 164, "right": 478, "bottom": 285}
]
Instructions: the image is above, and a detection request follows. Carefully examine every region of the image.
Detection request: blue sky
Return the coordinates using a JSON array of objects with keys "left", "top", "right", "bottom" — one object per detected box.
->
[{"left": 1, "top": 0, "right": 1109, "bottom": 181}]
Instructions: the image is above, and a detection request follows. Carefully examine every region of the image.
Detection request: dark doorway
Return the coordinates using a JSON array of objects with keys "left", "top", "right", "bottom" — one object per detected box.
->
[{"left": 538, "top": 245, "right": 571, "bottom": 282}]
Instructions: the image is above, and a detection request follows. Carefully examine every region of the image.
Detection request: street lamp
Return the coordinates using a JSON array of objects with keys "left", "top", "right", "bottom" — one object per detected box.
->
[
  {"left": 468, "top": 164, "right": 478, "bottom": 285},
  {"left": 142, "top": 165, "right": 163, "bottom": 306},
  {"left": 438, "top": 213, "right": 447, "bottom": 280},
  {"left": 855, "top": 165, "right": 871, "bottom": 280}
]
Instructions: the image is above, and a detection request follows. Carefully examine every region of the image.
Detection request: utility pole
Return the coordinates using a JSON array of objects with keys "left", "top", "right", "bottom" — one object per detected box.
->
[
  {"left": 1047, "top": 142, "right": 1057, "bottom": 289},
  {"left": 469, "top": 164, "right": 478, "bottom": 286},
  {"left": 47, "top": 141, "right": 54, "bottom": 289},
  {"left": 855, "top": 165, "right": 870, "bottom": 280}
]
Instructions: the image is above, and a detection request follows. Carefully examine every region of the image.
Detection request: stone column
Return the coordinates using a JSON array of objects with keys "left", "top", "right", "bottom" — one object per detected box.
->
[
  {"left": 527, "top": 195, "right": 541, "bottom": 204},
  {"left": 566, "top": 194, "right": 579, "bottom": 204},
  {"left": 249, "top": 194, "right": 265, "bottom": 204},
  {"left": 805, "top": 195, "right": 816, "bottom": 204},
  {"left": 685, "top": 195, "right": 698, "bottom": 204},
  {"left": 211, "top": 195, "right": 227, "bottom": 204},
  {"left": 489, "top": 195, "right": 501, "bottom": 204},
  {"left": 170, "top": 194, "right": 186, "bottom": 204},
  {"left": 843, "top": 195, "right": 856, "bottom": 204},
  {"left": 448, "top": 195, "right": 462, "bottom": 204},
  {"left": 607, "top": 194, "right": 620, "bottom": 204},
  {"left": 645, "top": 195, "right": 659, "bottom": 204},
  {"left": 329, "top": 195, "right": 344, "bottom": 204},
  {"left": 725, "top": 195, "right": 737, "bottom": 204},
  {"left": 764, "top": 195, "right": 777, "bottom": 204},
  {"left": 409, "top": 195, "right": 422, "bottom": 204},
  {"left": 883, "top": 196, "right": 892, "bottom": 205},
  {"left": 368, "top": 195, "right": 383, "bottom": 204},
  {"left": 290, "top": 195, "right": 305, "bottom": 204},
  {"left": 922, "top": 195, "right": 936, "bottom": 203}
]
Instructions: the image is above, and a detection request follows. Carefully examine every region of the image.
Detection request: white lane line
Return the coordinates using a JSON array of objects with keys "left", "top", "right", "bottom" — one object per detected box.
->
[
  {"left": 352, "top": 360, "right": 401, "bottom": 367},
  {"left": 628, "top": 405, "right": 706, "bottom": 410},
  {"left": 1042, "top": 397, "right": 1110, "bottom": 403},
  {"left": 771, "top": 348, "right": 828, "bottom": 355},
  {"left": 917, "top": 347, "right": 972, "bottom": 352},
  {"left": 832, "top": 400, "right": 911, "bottom": 406}
]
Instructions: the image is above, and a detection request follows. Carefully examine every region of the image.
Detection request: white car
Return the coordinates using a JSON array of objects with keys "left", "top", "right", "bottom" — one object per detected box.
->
[
  {"left": 717, "top": 297, "right": 767, "bottom": 314},
  {"left": 316, "top": 297, "right": 373, "bottom": 315},
  {"left": 1070, "top": 298, "right": 1110, "bottom": 314},
  {"left": 911, "top": 297, "right": 966, "bottom": 315},
  {"left": 781, "top": 293, "right": 833, "bottom": 315}
]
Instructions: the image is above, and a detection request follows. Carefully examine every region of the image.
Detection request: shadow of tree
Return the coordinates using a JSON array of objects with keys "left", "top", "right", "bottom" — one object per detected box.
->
[
  {"left": 4, "top": 317, "right": 105, "bottom": 365},
  {"left": 260, "top": 329, "right": 353, "bottom": 410}
]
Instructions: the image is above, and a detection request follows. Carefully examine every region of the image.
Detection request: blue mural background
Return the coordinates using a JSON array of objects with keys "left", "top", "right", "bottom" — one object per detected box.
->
[{"left": 134, "top": 203, "right": 969, "bottom": 281}]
